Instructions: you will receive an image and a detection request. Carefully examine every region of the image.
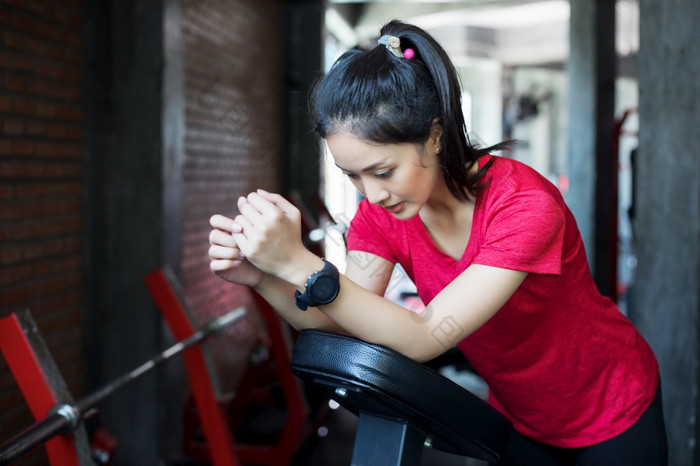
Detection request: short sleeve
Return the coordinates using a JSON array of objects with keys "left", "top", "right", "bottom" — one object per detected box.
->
[
  {"left": 474, "top": 190, "right": 565, "bottom": 275},
  {"left": 346, "top": 200, "right": 397, "bottom": 263}
]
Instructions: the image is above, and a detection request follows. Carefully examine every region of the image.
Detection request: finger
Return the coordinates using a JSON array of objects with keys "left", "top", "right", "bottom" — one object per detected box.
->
[
  {"left": 237, "top": 196, "right": 266, "bottom": 226},
  {"left": 208, "top": 244, "right": 244, "bottom": 261},
  {"left": 210, "top": 258, "right": 243, "bottom": 273},
  {"left": 209, "top": 228, "right": 237, "bottom": 247},
  {"left": 255, "top": 189, "right": 298, "bottom": 216},
  {"left": 232, "top": 232, "right": 249, "bottom": 256},
  {"left": 245, "top": 192, "right": 285, "bottom": 217},
  {"left": 232, "top": 214, "right": 253, "bottom": 253},
  {"left": 234, "top": 214, "right": 254, "bottom": 233},
  {"left": 210, "top": 214, "right": 237, "bottom": 232}
]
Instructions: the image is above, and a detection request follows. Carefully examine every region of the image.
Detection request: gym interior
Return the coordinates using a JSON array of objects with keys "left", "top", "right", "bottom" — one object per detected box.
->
[{"left": 0, "top": 0, "right": 698, "bottom": 465}]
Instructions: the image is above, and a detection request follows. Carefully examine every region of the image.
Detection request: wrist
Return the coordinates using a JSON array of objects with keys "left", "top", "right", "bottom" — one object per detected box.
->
[{"left": 280, "top": 254, "right": 326, "bottom": 291}]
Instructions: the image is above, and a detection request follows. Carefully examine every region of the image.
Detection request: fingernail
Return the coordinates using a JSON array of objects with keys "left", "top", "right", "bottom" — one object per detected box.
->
[
  {"left": 238, "top": 196, "right": 246, "bottom": 203},
  {"left": 231, "top": 222, "right": 242, "bottom": 233},
  {"left": 257, "top": 188, "right": 269, "bottom": 195}
]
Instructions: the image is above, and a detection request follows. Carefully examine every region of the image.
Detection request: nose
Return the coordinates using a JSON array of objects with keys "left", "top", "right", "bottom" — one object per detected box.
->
[{"left": 363, "top": 179, "right": 389, "bottom": 205}]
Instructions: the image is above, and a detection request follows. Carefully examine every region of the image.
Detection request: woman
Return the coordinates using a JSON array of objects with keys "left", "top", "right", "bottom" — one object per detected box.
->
[{"left": 208, "top": 19, "right": 667, "bottom": 465}]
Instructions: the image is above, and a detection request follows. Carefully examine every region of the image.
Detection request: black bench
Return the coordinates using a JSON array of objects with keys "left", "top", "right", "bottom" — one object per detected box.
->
[{"left": 290, "top": 330, "right": 513, "bottom": 465}]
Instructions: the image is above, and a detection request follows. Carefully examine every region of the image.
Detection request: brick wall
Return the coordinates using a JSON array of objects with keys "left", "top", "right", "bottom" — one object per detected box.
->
[
  {"left": 180, "top": 0, "right": 283, "bottom": 390},
  {"left": 0, "top": 0, "right": 287, "bottom": 458},
  {"left": 0, "top": 0, "right": 85, "bottom": 455}
]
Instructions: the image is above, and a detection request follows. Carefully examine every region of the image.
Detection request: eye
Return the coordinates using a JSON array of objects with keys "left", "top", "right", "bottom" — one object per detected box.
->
[
  {"left": 343, "top": 172, "right": 359, "bottom": 180},
  {"left": 375, "top": 169, "right": 393, "bottom": 179}
]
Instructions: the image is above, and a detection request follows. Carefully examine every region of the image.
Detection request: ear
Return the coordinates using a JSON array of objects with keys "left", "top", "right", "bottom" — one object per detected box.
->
[{"left": 429, "top": 118, "right": 443, "bottom": 149}]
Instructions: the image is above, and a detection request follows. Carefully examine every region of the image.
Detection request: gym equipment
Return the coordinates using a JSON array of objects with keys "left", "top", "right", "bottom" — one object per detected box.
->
[
  {"left": 0, "top": 307, "right": 246, "bottom": 465},
  {"left": 290, "top": 329, "right": 513, "bottom": 466},
  {"left": 0, "top": 309, "right": 94, "bottom": 465},
  {"left": 145, "top": 267, "right": 314, "bottom": 466}
]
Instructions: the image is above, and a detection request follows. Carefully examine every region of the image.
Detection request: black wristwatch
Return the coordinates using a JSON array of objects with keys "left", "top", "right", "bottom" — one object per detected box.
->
[{"left": 294, "top": 259, "right": 340, "bottom": 310}]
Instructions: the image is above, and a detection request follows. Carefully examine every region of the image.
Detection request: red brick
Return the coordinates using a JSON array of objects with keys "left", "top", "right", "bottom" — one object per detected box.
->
[
  {"left": 0, "top": 138, "right": 13, "bottom": 155},
  {"left": 0, "top": 6, "right": 13, "bottom": 27},
  {"left": 3, "top": 0, "right": 82, "bottom": 30},
  {"left": 2, "top": 74, "right": 25, "bottom": 92},
  {"left": 26, "top": 288, "right": 83, "bottom": 314},
  {"left": 0, "top": 287, "right": 25, "bottom": 308},
  {"left": 24, "top": 79, "right": 82, "bottom": 102},
  {"left": 11, "top": 56, "right": 81, "bottom": 85},
  {"left": 14, "top": 181, "right": 82, "bottom": 199},
  {"left": 0, "top": 51, "right": 14, "bottom": 69},
  {"left": 2, "top": 117, "right": 25, "bottom": 136},
  {"left": 0, "top": 263, "right": 32, "bottom": 285},
  {"left": 0, "top": 198, "right": 82, "bottom": 221},
  {"left": 23, "top": 272, "right": 82, "bottom": 300},
  {"left": 0, "top": 246, "right": 23, "bottom": 266},
  {"left": 12, "top": 140, "right": 36, "bottom": 155},
  {"left": 55, "top": 104, "right": 82, "bottom": 120},
  {"left": 35, "top": 305, "right": 82, "bottom": 332},
  {"left": 22, "top": 237, "right": 81, "bottom": 261},
  {"left": 0, "top": 160, "right": 83, "bottom": 179},
  {"left": 35, "top": 141, "right": 83, "bottom": 158},
  {"left": 3, "top": 30, "right": 82, "bottom": 66},
  {"left": 0, "top": 183, "right": 13, "bottom": 199},
  {"left": 0, "top": 94, "right": 11, "bottom": 112},
  {"left": 12, "top": 11, "right": 81, "bottom": 48}
]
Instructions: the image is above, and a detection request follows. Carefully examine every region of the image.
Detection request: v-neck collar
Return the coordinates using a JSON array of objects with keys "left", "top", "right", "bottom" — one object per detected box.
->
[{"left": 412, "top": 192, "right": 482, "bottom": 267}]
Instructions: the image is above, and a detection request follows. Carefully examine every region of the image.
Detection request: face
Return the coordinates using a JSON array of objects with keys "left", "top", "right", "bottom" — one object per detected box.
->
[{"left": 326, "top": 131, "right": 444, "bottom": 220}]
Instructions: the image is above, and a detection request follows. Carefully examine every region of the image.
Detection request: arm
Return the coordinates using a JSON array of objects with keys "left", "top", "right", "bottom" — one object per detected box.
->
[
  {"left": 279, "top": 251, "right": 525, "bottom": 362},
  {"left": 209, "top": 213, "right": 396, "bottom": 333},
  {"left": 255, "top": 249, "right": 395, "bottom": 332},
  {"left": 233, "top": 191, "right": 527, "bottom": 362}
]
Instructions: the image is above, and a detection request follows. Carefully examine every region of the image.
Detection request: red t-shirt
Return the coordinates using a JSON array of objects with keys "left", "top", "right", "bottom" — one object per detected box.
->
[{"left": 346, "top": 154, "right": 659, "bottom": 448}]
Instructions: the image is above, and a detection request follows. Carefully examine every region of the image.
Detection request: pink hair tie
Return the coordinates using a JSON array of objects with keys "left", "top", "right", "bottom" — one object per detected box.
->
[{"left": 403, "top": 48, "right": 415, "bottom": 59}]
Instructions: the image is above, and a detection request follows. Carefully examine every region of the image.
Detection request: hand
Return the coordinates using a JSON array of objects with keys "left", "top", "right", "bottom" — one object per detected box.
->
[
  {"left": 232, "top": 190, "right": 312, "bottom": 283},
  {"left": 209, "top": 214, "right": 265, "bottom": 287}
]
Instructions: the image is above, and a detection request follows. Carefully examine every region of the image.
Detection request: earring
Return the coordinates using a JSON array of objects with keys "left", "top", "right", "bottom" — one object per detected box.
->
[{"left": 436, "top": 147, "right": 440, "bottom": 153}]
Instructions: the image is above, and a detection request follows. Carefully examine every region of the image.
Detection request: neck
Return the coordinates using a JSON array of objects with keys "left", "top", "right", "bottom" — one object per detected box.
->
[{"left": 422, "top": 181, "right": 473, "bottom": 225}]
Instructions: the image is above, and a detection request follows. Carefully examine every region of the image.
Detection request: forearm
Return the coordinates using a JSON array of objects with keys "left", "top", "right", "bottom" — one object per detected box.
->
[
  {"left": 253, "top": 272, "right": 345, "bottom": 333},
  {"left": 281, "top": 254, "right": 526, "bottom": 362},
  {"left": 275, "top": 252, "right": 450, "bottom": 361},
  {"left": 320, "top": 276, "right": 448, "bottom": 362}
]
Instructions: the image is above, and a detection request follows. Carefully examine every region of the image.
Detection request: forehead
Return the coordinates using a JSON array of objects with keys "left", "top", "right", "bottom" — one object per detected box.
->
[{"left": 326, "top": 132, "right": 420, "bottom": 171}]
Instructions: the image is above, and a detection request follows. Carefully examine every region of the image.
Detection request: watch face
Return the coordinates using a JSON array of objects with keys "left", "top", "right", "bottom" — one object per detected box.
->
[{"left": 312, "top": 275, "right": 338, "bottom": 302}]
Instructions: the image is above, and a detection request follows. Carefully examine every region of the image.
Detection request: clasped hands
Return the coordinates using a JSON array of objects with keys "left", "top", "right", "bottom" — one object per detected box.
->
[{"left": 209, "top": 189, "right": 313, "bottom": 288}]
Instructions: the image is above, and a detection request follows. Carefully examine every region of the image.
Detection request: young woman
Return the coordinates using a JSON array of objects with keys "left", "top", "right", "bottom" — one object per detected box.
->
[{"left": 208, "top": 20, "right": 667, "bottom": 465}]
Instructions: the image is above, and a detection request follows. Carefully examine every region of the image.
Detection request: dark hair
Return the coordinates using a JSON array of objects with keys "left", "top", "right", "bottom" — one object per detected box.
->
[{"left": 311, "top": 19, "right": 509, "bottom": 199}]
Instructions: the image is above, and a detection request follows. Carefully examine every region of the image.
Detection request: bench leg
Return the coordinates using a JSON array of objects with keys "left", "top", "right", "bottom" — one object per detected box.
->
[{"left": 351, "top": 412, "right": 425, "bottom": 466}]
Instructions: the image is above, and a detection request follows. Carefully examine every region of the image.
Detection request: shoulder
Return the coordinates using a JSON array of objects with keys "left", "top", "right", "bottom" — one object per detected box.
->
[
  {"left": 487, "top": 155, "right": 557, "bottom": 192},
  {"left": 482, "top": 156, "right": 566, "bottom": 211}
]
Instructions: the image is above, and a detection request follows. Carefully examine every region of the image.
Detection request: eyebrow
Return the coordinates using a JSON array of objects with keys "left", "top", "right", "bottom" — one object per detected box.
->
[{"left": 335, "top": 161, "right": 388, "bottom": 174}]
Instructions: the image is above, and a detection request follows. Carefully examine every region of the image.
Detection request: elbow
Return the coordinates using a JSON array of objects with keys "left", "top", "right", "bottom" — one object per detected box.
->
[
  {"left": 393, "top": 342, "right": 447, "bottom": 364},
  {"left": 411, "top": 349, "right": 446, "bottom": 364}
]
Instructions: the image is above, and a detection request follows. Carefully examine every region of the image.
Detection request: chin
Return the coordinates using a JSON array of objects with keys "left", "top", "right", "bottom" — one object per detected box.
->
[{"left": 392, "top": 207, "right": 419, "bottom": 220}]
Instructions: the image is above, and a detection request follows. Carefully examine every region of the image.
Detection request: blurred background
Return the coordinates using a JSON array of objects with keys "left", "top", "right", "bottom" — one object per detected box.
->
[{"left": 0, "top": 0, "right": 698, "bottom": 465}]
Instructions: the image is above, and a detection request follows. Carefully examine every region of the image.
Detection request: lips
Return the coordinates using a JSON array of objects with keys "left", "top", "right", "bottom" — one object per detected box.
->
[{"left": 384, "top": 202, "right": 405, "bottom": 214}]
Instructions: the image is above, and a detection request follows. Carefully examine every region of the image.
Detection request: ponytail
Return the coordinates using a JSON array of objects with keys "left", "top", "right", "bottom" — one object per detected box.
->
[{"left": 312, "top": 19, "right": 508, "bottom": 199}]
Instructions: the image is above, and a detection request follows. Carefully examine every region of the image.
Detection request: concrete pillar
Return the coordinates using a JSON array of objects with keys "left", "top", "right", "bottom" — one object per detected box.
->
[
  {"left": 566, "top": 0, "right": 617, "bottom": 298},
  {"left": 635, "top": 1, "right": 700, "bottom": 464},
  {"left": 282, "top": 0, "right": 324, "bottom": 218},
  {"left": 83, "top": 1, "right": 167, "bottom": 463}
]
